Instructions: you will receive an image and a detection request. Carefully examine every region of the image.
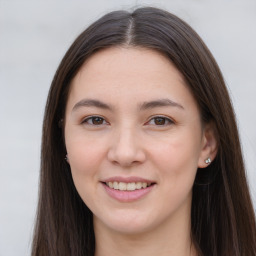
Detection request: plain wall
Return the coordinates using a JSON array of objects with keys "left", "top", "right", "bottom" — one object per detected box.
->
[{"left": 0, "top": 0, "right": 255, "bottom": 255}]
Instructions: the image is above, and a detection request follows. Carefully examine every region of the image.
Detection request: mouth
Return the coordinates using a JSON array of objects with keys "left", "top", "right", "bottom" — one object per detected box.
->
[
  {"left": 103, "top": 181, "right": 154, "bottom": 191},
  {"left": 101, "top": 177, "right": 156, "bottom": 202}
]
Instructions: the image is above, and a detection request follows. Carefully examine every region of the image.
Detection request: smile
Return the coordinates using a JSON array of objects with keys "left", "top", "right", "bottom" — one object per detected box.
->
[
  {"left": 105, "top": 181, "right": 152, "bottom": 191},
  {"left": 102, "top": 177, "right": 156, "bottom": 202}
]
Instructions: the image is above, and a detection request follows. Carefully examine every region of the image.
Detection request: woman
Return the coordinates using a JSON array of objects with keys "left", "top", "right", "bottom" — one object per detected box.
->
[{"left": 32, "top": 7, "right": 256, "bottom": 256}]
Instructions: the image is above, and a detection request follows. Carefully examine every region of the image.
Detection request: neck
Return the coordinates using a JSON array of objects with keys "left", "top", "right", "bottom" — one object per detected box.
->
[{"left": 94, "top": 204, "right": 197, "bottom": 256}]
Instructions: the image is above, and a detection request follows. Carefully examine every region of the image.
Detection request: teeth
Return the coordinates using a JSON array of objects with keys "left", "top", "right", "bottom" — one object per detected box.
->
[
  {"left": 113, "top": 181, "right": 118, "bottom": 189},
  {"left": 136, "top": 182, "right": 142, "bottom": 189},
  {"left": 119, "top": 182, "right": 127, "bottom": 190},
  {"left": 106, "top": 181, "right": 152, "bottom": 191},
  {"left": 127, "top": 182, "right": 135, "bottom": 191}
]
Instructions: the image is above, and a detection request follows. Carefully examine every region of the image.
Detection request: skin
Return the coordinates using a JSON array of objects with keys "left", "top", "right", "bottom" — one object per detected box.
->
[{"left": 64, "top": 47, "right": 217, "bottom": 256}]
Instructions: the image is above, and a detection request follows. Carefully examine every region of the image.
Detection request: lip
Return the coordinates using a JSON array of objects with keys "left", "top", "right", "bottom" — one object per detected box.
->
[{"left": 101, "top": 176, "right": 156, "bottom": 202}]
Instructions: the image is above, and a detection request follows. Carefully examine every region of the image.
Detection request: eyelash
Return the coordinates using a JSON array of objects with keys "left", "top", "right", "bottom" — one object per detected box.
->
[
  {"left": 81, "top": 115, "right": 174, "bottom": 126},
  {"left": 146, "top": 116, "right": 174, "bottom": 126},
  {"left": 81, "top": 116, "right": 109, "bottom": 126}
]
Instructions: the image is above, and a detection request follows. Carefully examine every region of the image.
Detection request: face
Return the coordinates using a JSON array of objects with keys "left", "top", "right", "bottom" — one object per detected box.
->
[{"left": 64, "top": 47, "right": 212, "bottom": 235}]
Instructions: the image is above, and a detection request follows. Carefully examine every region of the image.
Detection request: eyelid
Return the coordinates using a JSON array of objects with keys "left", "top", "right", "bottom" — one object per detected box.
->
[
  {"left": 145, "top": 115, "right": 175, "bottom": 126},
  {"left": 81, "top": 115, "right": 109, "bottom": 125}
]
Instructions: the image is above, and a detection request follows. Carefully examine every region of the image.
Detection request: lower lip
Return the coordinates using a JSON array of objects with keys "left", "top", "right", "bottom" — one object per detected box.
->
[{"left": 102, "top": 183, "right": 155, "bottom": 202}]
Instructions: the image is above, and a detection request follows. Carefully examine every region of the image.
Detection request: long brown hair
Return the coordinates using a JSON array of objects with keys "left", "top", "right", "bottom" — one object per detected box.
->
[{"left": 32, "top": 7, "right": 256, "bottom": 256}]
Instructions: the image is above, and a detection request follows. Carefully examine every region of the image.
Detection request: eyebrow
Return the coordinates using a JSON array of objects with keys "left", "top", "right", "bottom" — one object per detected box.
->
[
  {"left": 72, "top": 99, "right": 113, "bottom": 112},
  {"left": 140, "top": 98, "right": 184, "bottom": 110},
  {"left": 72, "top": 98, "right": 184, "bottom": 112}
]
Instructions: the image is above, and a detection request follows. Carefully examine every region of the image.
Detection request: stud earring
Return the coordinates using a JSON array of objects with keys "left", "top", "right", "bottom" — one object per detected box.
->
[
  {"left": 65, "top": 154, "right": 69, "bottom": 162},
  {"left": 205, "top": 157, "right": 211, "bottom": 164}
]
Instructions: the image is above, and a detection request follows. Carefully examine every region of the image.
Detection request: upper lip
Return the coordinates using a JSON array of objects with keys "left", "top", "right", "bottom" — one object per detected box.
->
[{"left": 102, "top": 176, "right": 156, "bottom": 184}]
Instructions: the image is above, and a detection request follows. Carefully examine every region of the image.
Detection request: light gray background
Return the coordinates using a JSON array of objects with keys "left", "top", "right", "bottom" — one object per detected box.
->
[{"left": 0, "top": 0, "right": 255, "bottom": 255}]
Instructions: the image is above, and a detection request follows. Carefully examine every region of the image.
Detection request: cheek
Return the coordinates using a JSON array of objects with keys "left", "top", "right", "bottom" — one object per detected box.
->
[
  {"left": 149, "top": 139, "right": 199, "bottom": 215},
  {"left": 65, "top": 136, "right": 107, "bottom": 199},
  {"left": 69, "top": 143, "right": 102, "bottom": 172},
  {"left": 150, "top": 129, "right": 202, "bottom": 189},
  {"left": 66, "top": 131, "right": 107, "bottom": 173},
  {"left": 66, "top": 143, "right": 104, "bottom": 212}
]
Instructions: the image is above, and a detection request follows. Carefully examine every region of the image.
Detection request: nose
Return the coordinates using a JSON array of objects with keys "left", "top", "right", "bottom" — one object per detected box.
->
[{"left": 107, "top": 127, "right": 146, "bottom": 167}]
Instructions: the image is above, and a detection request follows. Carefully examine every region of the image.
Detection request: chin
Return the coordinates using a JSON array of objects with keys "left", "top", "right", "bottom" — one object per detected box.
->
[{"left": 94, "top": 208, "right": 160, "bottom": 235}]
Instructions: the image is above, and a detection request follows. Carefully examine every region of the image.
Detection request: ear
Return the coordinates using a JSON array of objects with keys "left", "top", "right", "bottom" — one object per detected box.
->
[{"left": 198, "top": 122, "right": 218, "bottom": 168}]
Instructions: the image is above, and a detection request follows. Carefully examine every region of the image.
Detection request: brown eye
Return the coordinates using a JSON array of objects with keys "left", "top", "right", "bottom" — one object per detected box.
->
[
  {"left": 82, "top": 116, "right": 107, "bottom": 125},
  {"left": 146, "top": 116, "right": 174, "bottom": 126},
  {"left": 91, "top": 117, "right": 104, "bottom": 125},
  {"left": 154, "top": 117, "right": 166, "bottom": 125}
]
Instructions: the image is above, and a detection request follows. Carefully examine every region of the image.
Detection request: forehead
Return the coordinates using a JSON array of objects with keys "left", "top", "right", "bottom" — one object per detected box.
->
[
  {"left": 78, "top": 46, "right": 177, "bottom": 72},
  {"left": 67, "top": 47, "right": 197, "bottom": 113},
  {"left": 75, "top": 47, "right": 184, "bottom": 83}
]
